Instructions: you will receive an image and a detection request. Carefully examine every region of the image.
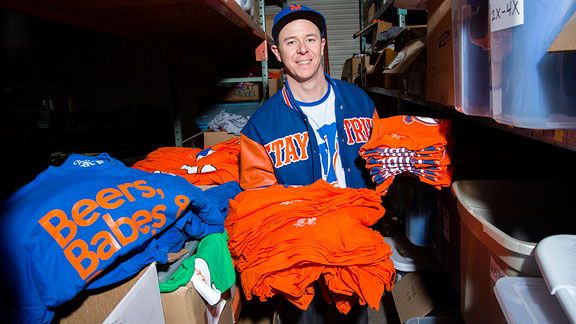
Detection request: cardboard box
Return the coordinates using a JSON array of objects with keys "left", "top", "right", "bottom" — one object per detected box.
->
[
  {"left": 161, "top": 283, "right": 235, "bottom": 324},
  {"left": 217, "top": 83, "right": 262, "bottom": 102},
  {"left": 400, "top": 49, "right": 427, "bottom": 98},
  {"left": 56, "top": 263, "right": 161, "bottom": 324},
  {"left": 342, "top": 55, "right": 370, "bottom": 85},
  {"left": 184, "top": 131, "right": 239, "bottom": 149},
  {"left": 268, "top": 69, "right": 284, "bottom": 97},
  {"left": 548, "top": 12, "right": 576, "bottom": 52},
  {"left": 364, "top": 48, "right": 398, "bottom": 88},
  {"left": 265, "top": 13, "right": 274, "bottom": 39},
  {"left": 426, "top": 0, "right": 454, "bottom": 106},
  {"left": 364, "top": 1, "right": 376, "bottom": 26},
  {"left": 385, "top": 37, "right": 426, "bottom": 74},
  {"left": 372, "top": 21, "right": 394, "bottom": 52},
  {"left": 203, "top": 131, "right": 239, "bottom": 148},
  {"left": 392, "top": 272, "right": 434, "bottom": 324},
  {"left": 104, "top": 263, "right": 164, "bottom": 324},
  {"left": 384, "top": 74, "right": 401, "bottom": 90},
  {"left": 384, "top": 36, "right": 427, "bottom": 94}
]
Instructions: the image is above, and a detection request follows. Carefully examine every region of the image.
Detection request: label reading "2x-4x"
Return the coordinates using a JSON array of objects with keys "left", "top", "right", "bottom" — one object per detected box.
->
[{"left": 490, "top": 0, "right": 524, "bottom": 32}]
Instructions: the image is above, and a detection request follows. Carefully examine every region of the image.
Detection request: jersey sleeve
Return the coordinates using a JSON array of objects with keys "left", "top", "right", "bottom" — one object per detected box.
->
[{"left": 240, "top": 134, "right": 278, "bottom": 189}]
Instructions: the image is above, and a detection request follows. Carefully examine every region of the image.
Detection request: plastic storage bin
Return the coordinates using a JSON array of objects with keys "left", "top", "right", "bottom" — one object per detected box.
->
[
  {"left": 406, "top": 316, "right": 464, "bottom": 324},
  {"left": 434, "top": 188, "right": 460, "bottom": 294},
  {"left": 535, "top": 235, "right": 576, "bottom": 324},
  {"left": 452, "top": 180, "right": 576, "bottom": 324},
  {"left": 451, "top": 0, "right": 491, "bottom": 117},
  {"left": 494, "top": 277, "right": 570, "bottom": 324},
  {"left": 490, "top": 1, "right": 576, "bottom": 129},
  {"left": 405, "top": 181, "right": 440, "bottom": 246},
  {"left": 384, "top": 236, "right": 441, "bottom": 274}
]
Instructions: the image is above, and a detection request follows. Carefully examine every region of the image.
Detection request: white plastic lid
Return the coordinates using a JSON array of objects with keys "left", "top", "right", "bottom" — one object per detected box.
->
[
  {"left": 384, "top": 236, "right": 441, "bottom": 272},
  {"left": 494, "top": 277, "right": 569, "bottom": 324},
  {"left": 535, "top": 234, "right": 576, "bottom": 323}
]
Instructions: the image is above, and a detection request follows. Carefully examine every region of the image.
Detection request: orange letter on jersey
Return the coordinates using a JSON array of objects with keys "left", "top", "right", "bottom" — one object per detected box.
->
[
  {"left": 64, "top": 238, "right": 99, "bottom": 280},
  {"left": 103, "top": 213, "right": 138, "bottom": 247},
  {"left": 39, "top": 209, "right": 77, "bottom": 248},
  {"left": 283, "top": 135, "right": 299, "bottom": 165},
  {"left": 343, "top": 120, "right": 355, "bottom": 145},
  {"left": 293, "top": 132, "right": 309, "bottom": 160}
]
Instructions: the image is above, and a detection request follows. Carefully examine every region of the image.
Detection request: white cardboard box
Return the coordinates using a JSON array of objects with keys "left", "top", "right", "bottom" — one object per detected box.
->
[{"left": 104, "top": 263, "right": 164, "bottom": 324}]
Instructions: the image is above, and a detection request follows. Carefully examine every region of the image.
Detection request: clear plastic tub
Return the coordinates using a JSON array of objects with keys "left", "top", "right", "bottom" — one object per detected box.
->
[
  {"left": 451, "top": 0, "right": 492, "bottom": 117},
  {"left": 494, "top": 277, "right": 570, "bottom": 324},
  {"left": 490, "top": 1, "right": 576, "bottom": 129},
  {"left": 452, "top": 180, "right": 576, "bottom": 324},
  {"left": 406, "top": 316, "right": 464, "bottom": 324}
]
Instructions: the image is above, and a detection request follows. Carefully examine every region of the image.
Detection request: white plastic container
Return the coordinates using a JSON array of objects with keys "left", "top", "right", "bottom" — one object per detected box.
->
[
  {"left": 452, "top": 180, "right": 576, "bottom": 324},
  {"left": 384, "top": 236, "right": 441, "bottom": 273},
  {"left": 490, "top": 0, "right": 576, "bottom": 128},
  {"left": 535, "top": 235, "right": 576, "bottom": 324},
  {"left": 494, "top": 277, "right": 569, "bottom": 324}
]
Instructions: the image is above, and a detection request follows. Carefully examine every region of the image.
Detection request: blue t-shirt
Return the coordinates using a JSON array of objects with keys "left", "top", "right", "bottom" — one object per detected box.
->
[{"left": 0, "top": 153, "right": 240, "bottom": 323}]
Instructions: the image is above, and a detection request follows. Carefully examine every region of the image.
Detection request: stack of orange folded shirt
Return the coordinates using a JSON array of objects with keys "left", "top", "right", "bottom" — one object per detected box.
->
[
  {"left": 359, "top": 116, "right": 453, "bottom": 195},
  {"left": 225, "top": 180, "right": 395, "bottom": 314},
  {"left": 132, "top": 138, "right": 240, "bottom": 185}
]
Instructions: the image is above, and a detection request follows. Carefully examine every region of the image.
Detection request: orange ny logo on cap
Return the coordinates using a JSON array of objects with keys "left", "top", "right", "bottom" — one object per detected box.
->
[{"left": 290, "top": 4, "right": 302, "bottom": 11}]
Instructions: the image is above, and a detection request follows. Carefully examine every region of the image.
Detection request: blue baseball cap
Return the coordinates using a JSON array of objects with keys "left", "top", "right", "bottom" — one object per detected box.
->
[{"left": 272, "top": 4, "right": 326, "bottom": 42}]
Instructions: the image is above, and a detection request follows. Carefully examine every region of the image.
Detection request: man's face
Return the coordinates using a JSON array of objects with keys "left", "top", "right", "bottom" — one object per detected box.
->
[{"left": 272, "top": 19, "right": 326, "bottom": 83}]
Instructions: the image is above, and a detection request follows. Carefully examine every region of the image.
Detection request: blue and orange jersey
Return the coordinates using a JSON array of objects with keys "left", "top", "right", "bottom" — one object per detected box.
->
[{"left": 240, "top": 74, "right": 378, "bottom": 190}]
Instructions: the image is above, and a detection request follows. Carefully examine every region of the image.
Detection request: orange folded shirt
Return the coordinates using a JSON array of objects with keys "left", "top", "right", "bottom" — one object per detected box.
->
[
  {"left": 359, "top": 116, "right": 453, "bottom": 195},
  {"left": 132, "top": 138, "right": 240, "bottom": 185},
  {"left": 226, "top": 180, "right": 396, "bottom": 314}
]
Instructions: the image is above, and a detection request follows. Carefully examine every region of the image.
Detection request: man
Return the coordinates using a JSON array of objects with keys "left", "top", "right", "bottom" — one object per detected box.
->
[
  {"left": 241, "top": 4, "right": 378, "bottom": 190},
  {"left": 239, "top": 4, "right": 378, "bottom": 323}
]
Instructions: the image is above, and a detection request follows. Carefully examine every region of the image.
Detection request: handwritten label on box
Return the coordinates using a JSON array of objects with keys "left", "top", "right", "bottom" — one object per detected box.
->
[{"left": 490, "top": 0, "right": 524, "bottom": 32}]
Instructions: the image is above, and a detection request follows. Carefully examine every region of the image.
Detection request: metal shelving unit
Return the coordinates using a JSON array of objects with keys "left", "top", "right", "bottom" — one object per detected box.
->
[
  {"left": 0, "top": 0, "right": 275, "bottom": 147},
  {"left": 358, "top": 0, "right": 402, "bottom": 53},
  {"left": 366, "top": 87, "right": 576, "bottom": 152},
  {"left": 357, "top": 2, "right": 576, "bottom": 152}
]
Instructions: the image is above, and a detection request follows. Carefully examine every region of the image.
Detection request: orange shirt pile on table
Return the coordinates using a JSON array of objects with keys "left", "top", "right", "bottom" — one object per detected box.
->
[
  {"left": 359, "top": 115, "right": 453, "bottom": 196},
  {"left": 132, "top": 138, "right": 240, "bottom": 185},
  {"left": 225, "top": 180, "right": 395, "bottom": 314}
]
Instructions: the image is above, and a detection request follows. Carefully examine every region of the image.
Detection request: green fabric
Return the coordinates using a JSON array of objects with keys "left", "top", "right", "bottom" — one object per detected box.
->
[{"left": 159, "top": 232, "right": 235, "bottom": 293}]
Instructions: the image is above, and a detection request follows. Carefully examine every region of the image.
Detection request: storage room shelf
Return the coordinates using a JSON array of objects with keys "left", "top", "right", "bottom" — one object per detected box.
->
[
  {"left": 362, "top": 0, "right": 394, "bottom": 21},
  {"left": 366, "top": 87, "right": 576, "bottom": 153},
  {"left": 0, "top": 0, "right": 269, "bottom": 45}
]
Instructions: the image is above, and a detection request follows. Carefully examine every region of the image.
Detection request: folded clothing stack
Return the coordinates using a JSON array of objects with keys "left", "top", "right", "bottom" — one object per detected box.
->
[{"left": 359, "top": 115, "right": 453, "bottom": 195}]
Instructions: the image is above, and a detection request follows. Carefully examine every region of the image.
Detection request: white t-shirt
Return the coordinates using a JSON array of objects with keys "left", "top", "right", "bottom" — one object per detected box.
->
[{"left": 298, "top": 84, "right": 347, "bottom": 188}]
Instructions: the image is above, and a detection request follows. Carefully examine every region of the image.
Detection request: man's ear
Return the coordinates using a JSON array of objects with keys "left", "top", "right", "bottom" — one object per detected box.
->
[{"left": 271, "top": 44, "right": 282, "bottom": 63}]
